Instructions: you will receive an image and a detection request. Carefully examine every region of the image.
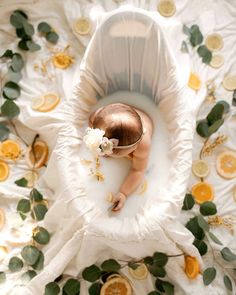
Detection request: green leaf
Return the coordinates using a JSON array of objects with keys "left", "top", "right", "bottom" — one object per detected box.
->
[
  {"left": 203, "top": 267, "right": 216, "bottom": 285},
  {"left": 223, "top": 275, "right": 232, "bottom": 291},
  {"left": 197, "top": 45, "right": 212, "bottom": 64},
  {"left": 15, "top": 177, "right": 28, "bottom": 187},
  {"left": 128, "top": 261, "right": 139, "bottom": 270},
  {"left": 100, "top": 271, "right": 117, "bottom": 283},
  {"left": 153, "top": 252, "right": 168, "bottom": 267},
  {"left": 8, "top": 67, "right": 23, "bottom": 83},
  {"left": 217, "top": 100, "right": 230, "bottom": 113},
  {"left": 185, "top": 216, "right": 205, "bottom": 240},
  {"left": 208, "top": 232, "right": 223, "bottom": 245},
  {"left": 21, "top": 270, "right": 37, "bottom": 283},
  {"left": 45, "top": 282, "right": 60, "bottom": 295},
  {"left": 10, "top": 11, "right": 26, "bottom": 28},
  {"left": 221, "top": 247, "right": 236, "bottom": 261},
  {"left": 196, "top": 120, "right": 210, "bottom": 138},
  {"left": 19, "top": 212, "right": 27, "bottom": 220},
  {"left": 0, "top": 49, "right": 13, "bottom": 58},
  {"left": 3, "top": 81, "right": 21, "bottom": 99},
  {"left": 144, "top": 256, "right": 154, "bottom": 265},
  {"left": 0, "top": 272, "right": 6, "bottom": 284},
  {"left": 26, "top": 40, "right": 41, "bottom": 52},
  {"left": 33, "top": 203, "right": 48, "bottom": 220},
  {"left": 31, "top": 250, "right": 44, "bottom": 270},
  {"left": 14, "top": 10, "right": 28, "bottom": 19},
  {"left": 208, "top": 119, "right": 224, "bottom": 135},
  {"left": 190, "top": 25, "right": 203, "bottom": 47},
  {"left": 23, "top": 21, "right": 34, "bottom": 36},
  {"left": 30, "top": 188, "right": 43, "bottom": 202},
  {"left": 11, "top": 53, "right": 24, "bottom": 72},
  {"left": 162, "top": 281, "right": 174, "bottom": 295},
  {"left": 193, "top": 238, "right": 208, "bottom": 256},
  {"left": 232, "top": 91, "right": 236, "bottom": 106},
  {"left": 46, "top": 31, "right": 59, "bottom": 44},
  {"left": 8, "top": 256, "right": 24, "bottom": 272},
  {"left": 62, "top": 278, "right": 80, "bottom": 295},
  {"left": 148, "top": 292, "right": 161, "bottom": 295},
  {"left": 197, "top": 215, "right": 209, "bottom": 232},
  {"left": 82, "top": 264, "right": 101, "bottom": 282},
  {"left": 33, "top": 226, "right": 50, "bottom": 245},
  {"left": 18, "top": 39, "right": 30, "bottom": 51},
  {"left": 200, "top": 201, "right": 217, "bottom": 216},
  {"left": 101, "top": 259, "right": 121, "bottom": 272},
  {"left": 21, "top": 245, "right": 40, "bottom": 265},
  {"left": 17, "top": 198, "right": 31, "bottom": 213},
  {"left": 181, "top": 41, "right": 189, "bottom": 53},
  {"left": 182, "top": 193, "right": 195, "bottom": 210},
  {"left": 148, "top": 263, "right": 166, "bottom": 277},
  {"left": 38, "top": 22, "right": 51, "bottom": 34},
  {"left": 207, "top": 103, "right": 224, "bottom": 124},
  {"left": 183, "top": 24, "right": 191, "bottom": 37},
  {"left": 16, "top": 27, "right": 28, "bottom": 39},
  {"left": 0, "top": 122, "right": 10, "bottom": 141},
  {"left": 89, "top": 282, "right": 102, "bottom": 295}
]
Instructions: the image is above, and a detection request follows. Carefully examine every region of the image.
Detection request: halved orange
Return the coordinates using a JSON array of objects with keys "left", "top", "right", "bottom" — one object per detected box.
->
[
  {"left": 188, "top": 73, "right": 202, "bottom": 91},
  {"left": 100, "top": 277, "right": 132, "bottom": 295},
  {"left": 0, "top": 139, "right": 21, "bottom": 160},
  {"left": 191, "top": 182, "right": 214, "bottom": 204},
  {"left": 0, "top": 160, "right": 9, "bottom": 181},
  {"left": 216, "top": 150, "right": 236, "bottom": 179},
  {"left": 25, "top": 140, "right": 48, "bottom": 169},
  {"left": 184, "top": 256, "right": 200, "bottom": 279},
  {"left": 0, "top": 208, "right": 5, "bottom": 231}
]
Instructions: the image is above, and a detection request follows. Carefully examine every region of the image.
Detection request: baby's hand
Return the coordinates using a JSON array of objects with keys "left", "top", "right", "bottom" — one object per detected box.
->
[{"left": 111, "top": 192, "right": 126, "bottom": 212}]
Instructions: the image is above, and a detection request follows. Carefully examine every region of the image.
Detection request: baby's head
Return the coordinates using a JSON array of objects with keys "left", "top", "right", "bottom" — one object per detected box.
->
[{"left": 90, "top": 103, "right": 143, "bottom": 157}]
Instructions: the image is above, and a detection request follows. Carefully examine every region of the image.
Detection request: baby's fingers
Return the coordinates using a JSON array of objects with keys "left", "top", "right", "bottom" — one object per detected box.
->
[{"left": 112, "top": 200, "right": 123, "bottom": 212}]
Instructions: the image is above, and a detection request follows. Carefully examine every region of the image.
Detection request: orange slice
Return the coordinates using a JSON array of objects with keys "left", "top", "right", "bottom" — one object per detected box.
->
[
  {"left": 191, "top": 182, "right": 214, "bottom": 204},
  {"left": 0, "top": 139, "right": 21, "bottom": 160},
  {"left": 74, "top": 17, "right": 91, "bottom": 35},
  {"left": 0, "top": 208, "right": 5, "bottom": 231},
  {"left": 216, "top": 150, "right": 236, "bottom": 179},
  {"left": 52, "top": 53, "right": 73, "bottom": 69},
  {"left": 157, "top": 0, "right": 176, "bottom": 17},
  {"left": 36, "top": 93, "right": 60, "bottom": 112},
  {"left": 0, "top": 160, "right": 9, "bottom": 181},
  {"left": 128, "top": 263, "right": 148, "bottom": 280},
  {"left": 0, "top": 246, "right": 9, "bottom": 262},
  {"left": 100, "top": 277, "right": 132, "bottom": 295},
  {"left": 188, "top": 73, "right": 201, "bottom": 90},
  {"left": 184, "top": 256, "right": 200, "bottom": 279},
  {"left": 25, "top": 140, "right": 48, "bottom": 169}
]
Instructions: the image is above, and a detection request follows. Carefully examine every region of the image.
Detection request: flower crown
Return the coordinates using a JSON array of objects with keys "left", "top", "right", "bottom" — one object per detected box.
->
[{"left": 83, "top": 127, "right": 144, "bottom": 156}]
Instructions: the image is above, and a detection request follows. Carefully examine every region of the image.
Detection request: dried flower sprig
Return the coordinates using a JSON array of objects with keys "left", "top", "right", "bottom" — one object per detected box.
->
[
  {"left": 208, "top": 215, "right": 235, "bottom": 235},
  {"left": 201, "top": 135, "right": 228, "bottom": 157}
]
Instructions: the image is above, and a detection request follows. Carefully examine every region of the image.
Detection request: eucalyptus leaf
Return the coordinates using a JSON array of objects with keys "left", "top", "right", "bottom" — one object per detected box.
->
[
  {"left": 144, "top": 256, "right": 154, "bottom": 265},
  {"left": 8, "top": 256, "right": 23, "bottom": 272},
  {"left": 23, "top": 21, "right": 34, "bottom": 36},
  {"left": 82, "top": 264, "right": 101, "bottom": 282},
  {"left": 193, "top": 238, "right": 208, "bottom": 256},
  {"left": 30, "top": 188, "right": 43, "bottom": 202},
  {"left": 207, "top": 103, "right": 224, "bottom": 124},
  {"left": 0, "top": 272, "right": 6, "bottom": 284},
  {"left": 15, "top": 177, "right": 28, "bottom": 187},
  {"left": 33, "top": 203, "right": 48, "bottom": 220},
  {"left": 197, "top": 45, "right": 212, "bottom": 64},
  {"left": 31, "top": 250, "right": 44, "bottom": 270},
  {"left": 62, "top": 278, "right": 80, "bottom": 295},
  {"left": 18, "top": 39, "right": 30, "bottom": 51},
  {"left": 46, "top": 31, "right": 59, "bottom": 44},
  {"left": 221, "top": 247, "right": 236, "bottom": 261},
  {"left": 16, "top": 27, "right": 28, "bottom": 39},
  {"left": 185, "top": 216, "right": 205, "bottom": 240},
  {"left": 182, "top": 193, "right": 195, "bottom": 210},
  {"left": 0, "top": 49, "right": 13, "bottom": 58},
  {"left": 38, "top": 22, "right": 51, "bottom": 34},
  {"left": 21, "top": 270, "right": 37, "bottom": 283},
  {"left": 217, "top": 100, "right": 230, "bottom": 113},
  {"left": 11, "top": 53, "right": 24, "bottom": 72},
  {"left": 0, "top": 122, "right": 10, "bottom": 141},
  {"left": 223, "top": 275, "right": 232, "bottom": 291},
  {"left": 148, "top": 263, "right": 166, "bottom": 277},
  {"left": 17, "top": 198, "right": 31, "bottom": 213},
  {"left": 208, "top": 119, "right": 224, "bottom": 135},
  {"left": 3, "top": 81, "right": 21, "bottom": 99},
  {"left": 183, "top": 24, "right": 191, "bottom": 37},
  {"left": 8, "top": 68, "right": 22, "bottom": 83},
  {"left": 233, "top": 90, "right": 236, "bottom": 106},
  {"left": 181, "top": 41, "right": 189, "bottom": 53},
  {"left": 200, "top": 201, "right": 217, "bottom": 216},
  {"left": 45, "top": 282, "right": 60, "bottom": 295},
  {"left": 203, "top": 267, "right": 216, "bottom": 285},
  {"left": 14, "top": 10, "right": 28, "bottom": 19},
  {"left": 19, "top": 212, "right": 27, "bottom": 220},
  {"left": 196, "top": 120, "right": 210, "bottom": 138},
  {"left": 153, "top": 252, "right": 168, "bottom": 267},
  {"left": 197, "top": 215, "right": 209, "bottom": 232},
  {"left": 26, "top": 40, "right": 41, "bottom": 52},
  {"left": 33, "top": 226, "right": 50, "bottom": 245},
  {"left": 148, "top": 292, "right": 161, "bottom": 295},
  {"left": 128, "top": 261, "right": 139, "bottom": 270},
  {"left": 208, "top": 232, "right": 223, "bottom": 245},
  {"left": 101, "top": 259, "right": 121, "bottom": 272},
  {"left": 10, "top": 11, "right": 26, "bottom": 28},
  {"left": 21, "top": 245, "right": 40, "bottom": 265},
  {"left": 190, "top": 25, "right": 203, "bottom": 47},
  {"left": 89, "top": 282, "right": 102, "bottom": 295},
  {"left": 162, "top": 281, "right": 174, "bottom": 295}
]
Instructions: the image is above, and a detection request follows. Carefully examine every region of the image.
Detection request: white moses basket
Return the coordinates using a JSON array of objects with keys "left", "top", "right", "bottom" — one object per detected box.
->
[{"left": 22, "top": 6, "right": 216, "bottom": 295}]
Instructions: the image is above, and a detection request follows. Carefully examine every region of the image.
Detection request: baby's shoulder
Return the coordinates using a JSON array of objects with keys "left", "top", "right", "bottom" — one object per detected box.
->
[{"left": 133, "top": 130, "right": 152, "bottom": 159}]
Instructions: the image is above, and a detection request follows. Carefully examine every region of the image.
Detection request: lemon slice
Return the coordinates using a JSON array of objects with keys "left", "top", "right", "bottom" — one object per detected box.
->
[
  {"left": 157, "top": 0, "right": 176, "bottom": 17},
  {"left": 23, "top": 171, "right": 39, "bottom": 188},
  {"left": 25, "top": 140, "right": 48, "bottom": 169},
  {"left": 137, "top": 180, "right": 148, "bottom": 195},
  {"left": 0, "top": 208, "right": 5, "bottom": 231},
  {"left": 205, "top": 34, "right": 223, "bottom": 52},
  {"left": 216, "top": 150, "right": 236, "bottom": 179},
  {"left": 0, "top": 139, "right": 21, "bottom": 160},
  {"left": 31, "top": 96, "right": 45, "bottom": 110},
  {"left": 0, "top": 160, "right": 9, "bottom": 181},
  {"left": 0, "top": 246, "right": 9, "bottom": 262},
  {"left": 210, "top": 54, "right": 224, "bottom": 69},
  {"left": 192, "top": 160, "right": 210, "bottom": 178},
  {"left": 233, "top": 187, "right": 236, "bottom": 202},
  {"left": 74, "top": 17, "right": 91, "bottom": 36},
  {"left": 36, "top": 92, "right": 60, "bottom": 112},
  {"left": 188, "top": 72, "right": 201, "bottom": 90},
  {"left": 106, "top": 192, "right": 113, "bottom": 203},
  {"left": 222, "top": 75, "right": 236, "bottom": 91},
  {"left": 129, "top": 263, "right": 148, "bottom": 280}
]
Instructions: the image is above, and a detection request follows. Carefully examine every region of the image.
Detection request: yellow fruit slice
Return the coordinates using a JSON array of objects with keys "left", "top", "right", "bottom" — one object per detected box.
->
[
  {"left": 191, "top": 182, "right": 214, "bottom": 204},
  {"left": 222, "top": 75, "right": 236, "bottom": 91},
  {"left": 74, "top": 17, "right": 91, "bottom": 35},
  {"left": 36, "top": 92, "right": 60, "bottom": 112},
  {"left": 25, "top": 140, "right": 48, "bottom": 169},
  {"left": 233, "top": 187, "right": 236, "bottom": 202},
  {"left": 31, "top": 96, "right": 45, "bottom": 110},
  {"left": 210, "top": 54, "right": 224, "bottom": 69},
  {"left": 157, "top": 0, "right": 176, "bottom": 17},
  {"left": 23, "top": 171, "right": 39, "bottom": 188},
  {"left": 184, "top": 256, "right": 200, "bottom": 279},
  {"left": 0, "top": 160, "right": 9, "bottom": 181},
  {"left": 52, "top": 53, "right": 73, "bottom": 69},
  {"left": 188, "top": 73, "right": 201, "bottom": 90},
  {"left": 0, "top": 246, "right": 9, "bottom": 262},
  {"left": 0, "top": 208, "right": 5, "bottom": 231},
  {"left": 137, "top": 180, "right": 148, "bottom": 195},
  {"left": 192, "top": 160, "right": 210, "bottom": 178},
  {"left": 100, "top": 277, "right": 132, "bottom": 295},
  {"left": 128, "top": 263, "right": 148, "bottom": 280},
  {"left": 0, "top": 139, "right": 21, "bottom": 160},
  {"left": 205, "top": 33, "right": 223, "bottom": 52},
  {"left": 106, "top": 192, "right": 113, "bottom": 203},
  {"left": 216, "top": 150, "right": 236, "bottom": 179}
]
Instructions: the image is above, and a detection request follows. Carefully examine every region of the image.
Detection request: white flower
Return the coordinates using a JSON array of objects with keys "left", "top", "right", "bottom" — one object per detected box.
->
[
  {"left": 83, "top": 127, "right": 105, "bottom": 155},
  {"left": 100, "top": 137, "right": 113, "bottom": 155}
]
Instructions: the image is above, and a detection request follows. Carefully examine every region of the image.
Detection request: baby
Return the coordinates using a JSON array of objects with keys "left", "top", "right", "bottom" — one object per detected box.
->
[{"left": 84, "top": 102, "right": 153, "bottom": 212}]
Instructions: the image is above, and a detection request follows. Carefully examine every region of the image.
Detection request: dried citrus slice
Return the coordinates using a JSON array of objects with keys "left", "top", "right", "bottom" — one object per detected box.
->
[
  {"left": 31, "top": 96, "right": 45, "bottom": 110},
  {"left": 23, "top": 171, "right": 39, "bottom": 188},
  {"left": 0, "top": 208, "right": 5, "bottom": 231},
  {"left": 128, "top": 263, "right": 148, "bottom": 280},
  {"left": 188, "top": 72, "right": 201, "bottom": 90},
  {"left": 191, "top": 182, "right": 214, "bottom": 204},
  {"left": 222, "top": 75, "right": 236, "bottom": 91},
  {"left": 192, "top": 160, "right": 210, "bottom": 178},
  {"left": 106, "top": 192, "right": 113, "bottom": 203},
  {"left": 157, "top": 0, "right": 176, "bottom": 17},
  {"left": 74, "top": 17, "right": 91, "bottom": 35},
  {"left": 210, "top": 54, "right": 224, "bottom": 69},
  {"left": 0, "top": 160, "right": 9, "bottom": 181},
  {"left": 100, "top": 277, "right": 132, "bottom": 295},
  {"left": 205, "top": 34, "right": 223, "bottom": 52},
  {"left": 52, "top": 53, "right": 73, "bottom": 69},
  {"left": 216, "top": 150, "right": 236, "bottom": 179},
  {"left": 36, "top": 92, "right": 60, "bottom": 112},
  {"left": 0, "top": 139, "right": 21, "bottom": 160},
  {"left": 0, "top": 246, "right": 9, "bottom": 262},
  {"left": 233, "top": 187, "right": 236, "bottom": 202},
  {"left": 184, "top": 256, "right": 200, "bottom": 279},
  {"left": 25, "top": 140, "right": 48, "bottom": 169},
  {"left": 137, "top": 180, "right": 148, "bottom": 195}
]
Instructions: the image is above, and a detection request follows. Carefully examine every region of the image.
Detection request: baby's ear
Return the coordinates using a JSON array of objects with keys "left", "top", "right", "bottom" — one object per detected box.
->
[{"left": 110, "top": 138, "right": 119, "bottom": 147}]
